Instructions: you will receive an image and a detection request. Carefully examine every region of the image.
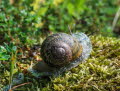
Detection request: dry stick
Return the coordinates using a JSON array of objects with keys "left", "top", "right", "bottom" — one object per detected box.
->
[
  {"left": 112, "top": 7, "right": 120, "bottom": 31},
  {"left": 9, "top": 0, "right": 14, "bottom": 4},
  {"left": 9, "top": 82, "right": 31, "bottom": 91}
]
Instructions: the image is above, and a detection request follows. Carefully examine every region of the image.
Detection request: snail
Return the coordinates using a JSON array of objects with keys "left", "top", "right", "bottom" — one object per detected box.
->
[
  {"left": 3, "top": 32, "right": 92, "bottom": 90},
  {"left": 29, "top": 32, "right": 92, "bottom": 77}
]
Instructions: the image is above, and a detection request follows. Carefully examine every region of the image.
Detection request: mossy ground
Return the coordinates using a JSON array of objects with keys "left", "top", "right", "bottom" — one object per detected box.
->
[{"left": 0, "top": 35, "right": 120, "bottom": 91}]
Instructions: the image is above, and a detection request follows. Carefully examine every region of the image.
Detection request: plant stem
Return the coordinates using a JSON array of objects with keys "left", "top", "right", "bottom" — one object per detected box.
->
[{"left": 9, "top": 52, "right": 16, "bottom": 89}]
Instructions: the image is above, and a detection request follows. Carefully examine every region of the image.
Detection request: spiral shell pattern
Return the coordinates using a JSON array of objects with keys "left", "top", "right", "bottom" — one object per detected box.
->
[{"left": 41, "top": 33, "right": 83, "bottom": 67}]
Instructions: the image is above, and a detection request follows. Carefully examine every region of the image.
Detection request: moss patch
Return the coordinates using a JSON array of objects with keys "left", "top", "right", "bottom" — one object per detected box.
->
[{"left": 0, "top": 35, "right": 120, "bottom": 91}]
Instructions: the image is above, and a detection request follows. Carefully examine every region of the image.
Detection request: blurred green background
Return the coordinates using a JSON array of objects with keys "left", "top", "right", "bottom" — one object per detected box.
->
[{"left": 0, "top": 0, "right": 119, "bottom": 46}]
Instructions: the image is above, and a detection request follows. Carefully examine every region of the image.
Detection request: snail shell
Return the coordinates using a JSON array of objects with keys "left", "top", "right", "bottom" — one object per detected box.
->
[
  {"left": 30, "top": 32, "right": 92, "bottom": 77},
  {"left": 40, "top": 33, "right": 83, "bottom": 67}
]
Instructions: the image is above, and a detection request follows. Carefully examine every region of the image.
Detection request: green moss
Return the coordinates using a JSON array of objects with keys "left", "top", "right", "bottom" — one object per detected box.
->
[
  {"left": 27, "top": 35, "right": 120, "bottom": 90},
  {"left": 0, "top": 35, "right": 120, "bottom": 91}
]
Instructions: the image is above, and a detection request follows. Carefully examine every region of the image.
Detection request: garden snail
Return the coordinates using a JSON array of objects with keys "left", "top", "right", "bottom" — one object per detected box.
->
[
  {"left": 29, "top": 32, "right": 92, "bottom": 77},
  {"left": 3, "top": 33, "right": 92, "bottom": 90}
]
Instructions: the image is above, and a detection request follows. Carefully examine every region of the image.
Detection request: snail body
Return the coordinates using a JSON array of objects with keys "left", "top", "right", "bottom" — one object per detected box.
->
[{"left": 29, "top": 32, "right": 92, "bottom": 77}]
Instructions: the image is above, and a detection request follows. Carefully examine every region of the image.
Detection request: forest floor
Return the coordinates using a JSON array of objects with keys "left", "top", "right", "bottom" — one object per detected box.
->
[{"left": 0, "top": 35, "right": 120, "bottom": 91}]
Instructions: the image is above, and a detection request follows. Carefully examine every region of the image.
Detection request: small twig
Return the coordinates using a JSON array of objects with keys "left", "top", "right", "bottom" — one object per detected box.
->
[
  {"left": 112, "top": 7, "right": 120, "bottom": 31},
  {"left": 9, "top": 82, "right": 31, "bottom": 91}
]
